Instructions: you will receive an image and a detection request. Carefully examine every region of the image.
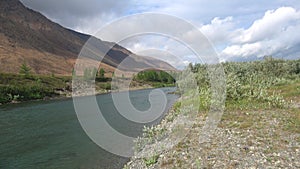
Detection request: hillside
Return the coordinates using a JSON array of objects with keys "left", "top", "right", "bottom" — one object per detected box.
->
[{"left": 0, "top": 0, "right": 175, "bottom": 75}]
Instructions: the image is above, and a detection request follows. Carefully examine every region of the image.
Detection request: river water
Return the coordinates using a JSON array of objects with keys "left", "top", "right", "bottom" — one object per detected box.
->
[{"left": 0, "top": 87, "right": 178, "bottom": 169}]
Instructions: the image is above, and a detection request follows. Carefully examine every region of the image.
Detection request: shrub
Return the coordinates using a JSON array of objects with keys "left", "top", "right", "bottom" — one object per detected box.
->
[{"left": 192, "top": 58, "right": 300, "bottom": 109}]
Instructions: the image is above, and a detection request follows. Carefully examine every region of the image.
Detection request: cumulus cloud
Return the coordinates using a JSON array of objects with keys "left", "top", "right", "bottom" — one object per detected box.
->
[
  {"left": 199, "top": 17, "right": 237, "bottom": 46},
  {"left": 96, "top": 7, "right": 300, "bottom": 66},
  {"left": 199, "top": 7, "right": 300, "bottom": 61},
  {"left": 20, "top": 0, "right": 300, "bottom": 34},
  {"left": 234, "top": 7, "right": 300, "bottom": 43},
  {"left": 19, "top": 0, "right": 300, "bottom": 64}
]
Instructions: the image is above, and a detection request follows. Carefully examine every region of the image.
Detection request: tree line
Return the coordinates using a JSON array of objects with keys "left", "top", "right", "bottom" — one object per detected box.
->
[{"left": 134, "top": 70, "right": 175, "bottom": 84}]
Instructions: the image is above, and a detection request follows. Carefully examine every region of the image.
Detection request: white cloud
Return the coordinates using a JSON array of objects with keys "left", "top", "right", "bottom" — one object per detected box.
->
[
  {"left": 222, "top": 43, "right": 262, "bottom": 57},
  {"left": 118, "top": 35, "right": 199, "bottom": 69},
  {"left": 200, "top": 16, "right": 237, "bottom": 45},
  {"left": 20, "top": 0, "right": 300, "bottom": 63},
  {"left": 200, "top": 7, "right": 300, "bottom": 61},
  {"left": 234, "top": 7, "right": 300, "bottom": 43},
  {"left": 105, "top": 6, "right": 300, "bottom": 67},
  {"left": 97, "top": 6, "right": 300, "bottom": 64}
]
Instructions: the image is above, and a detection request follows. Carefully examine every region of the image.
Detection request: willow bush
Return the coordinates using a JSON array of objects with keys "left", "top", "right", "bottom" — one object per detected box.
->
[{"left": 192, "top": 57, "right": 300, "bottom": 109}]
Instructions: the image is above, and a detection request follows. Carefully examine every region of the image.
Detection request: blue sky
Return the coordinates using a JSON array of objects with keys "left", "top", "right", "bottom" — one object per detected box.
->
[{"left": 20, "top": 0, "right": 300, "bottom": 68}]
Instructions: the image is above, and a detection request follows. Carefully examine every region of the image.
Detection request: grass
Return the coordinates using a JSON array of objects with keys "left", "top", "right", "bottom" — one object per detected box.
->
[
  {"left": 225, "top": 98, "right": 270, "bottom": 111},
  {"left": 0, "top": 73, "right": 71, "bottom": 103},
  {"left": 283, "top": 109, "right": 300, "bottom": 133},
  {"left": 131, "top": 80, "right": 175, "bottom": 88},
  {"left": 126, "top": 58, "right": 300, "bottom": 168},
  {"left": 219, "top": 110, "right": 256, "bottom": 129},
  {"left": 220, "top": 80, "right": 300, "bottom": 132},
  {"left": 195, "top": 159, "right": 201, "bottom": 169},
  {"left": 0, "top": 73, "right": 70, "bottom": 89},
  {"left": 271, "top": 80, "right": 300, "bottom": 100},
  {"left": 143, "top": 154, "right": 159, "bottom": 167},
  {"left": 0, "top": 72, "right": 174, "bottom": 104}
]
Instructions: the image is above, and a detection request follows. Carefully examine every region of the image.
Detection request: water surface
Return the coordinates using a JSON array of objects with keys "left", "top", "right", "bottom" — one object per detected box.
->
[{"left": 0, "top": 87, "right": 178, "bottom": 169}]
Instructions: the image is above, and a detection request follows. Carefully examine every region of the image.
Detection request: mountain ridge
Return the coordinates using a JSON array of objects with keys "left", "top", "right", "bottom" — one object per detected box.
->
[{"left": 0, "top": 0, "right": 176, "bottom": 75}]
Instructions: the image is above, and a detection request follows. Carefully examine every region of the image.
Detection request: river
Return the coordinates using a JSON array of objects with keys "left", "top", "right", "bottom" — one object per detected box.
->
[{"left": 0, "top": 87, "right": 178, "bottom": 169}]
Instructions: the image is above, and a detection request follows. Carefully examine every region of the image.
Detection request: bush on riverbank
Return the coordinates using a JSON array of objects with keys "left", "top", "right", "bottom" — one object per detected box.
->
[
  {"left": 192, "top": 57, "right": 300, "bottom": 110},
  {"left": 0, "top": 85, "right": 55, "bottom": 103},
  {"left": 134, "top": 70, "right": 176, "bottom": 84},
  {"left": 0, "top": 71, "right": 175, "bottom": 104},
  {"left": 0, "top": 73, "right": 70, "bottom": 104},
  {"left": 126, "top": 57, "right": 300, "bottom": 169}
]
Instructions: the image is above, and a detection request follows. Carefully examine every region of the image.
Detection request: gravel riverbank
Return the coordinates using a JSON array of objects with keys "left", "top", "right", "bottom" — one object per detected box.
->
[{"left": 124, "top": 100, "right": 299, "bottom": 169}]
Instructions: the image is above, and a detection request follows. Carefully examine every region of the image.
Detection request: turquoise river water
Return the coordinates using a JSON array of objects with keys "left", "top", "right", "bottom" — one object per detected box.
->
[{"left": 0, "top": 87, "right": 178, "bottom": 169}]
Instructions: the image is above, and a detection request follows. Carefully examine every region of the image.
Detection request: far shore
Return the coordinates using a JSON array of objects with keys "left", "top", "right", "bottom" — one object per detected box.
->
[{"left": 0, "top": 85, "right": 178, "bottom": 106}]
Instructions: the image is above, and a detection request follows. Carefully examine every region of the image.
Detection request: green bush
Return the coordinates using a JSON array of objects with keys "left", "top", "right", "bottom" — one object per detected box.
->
[
  {"left": 0, "top": 86, "right": 12, "bottom": 103},
  {"left": 99, "top": 83, "right": 111, "bottom": 90},
  {"left": 191, "top": 57, "right": 300, "bottom": 109},
  {"left": 134, "top": 70, "right": 175, "bottom": 84},
  {"left": 0, "top": 73, "right": 69, "bottom": 104}
]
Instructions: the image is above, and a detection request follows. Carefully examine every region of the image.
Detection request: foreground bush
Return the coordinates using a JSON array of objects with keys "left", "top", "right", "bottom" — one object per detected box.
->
[{"left": 192, "top": 57, "right": 300, "bottom": 109}]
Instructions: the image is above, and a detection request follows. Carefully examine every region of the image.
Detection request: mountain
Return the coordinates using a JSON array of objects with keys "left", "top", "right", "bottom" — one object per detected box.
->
[{"left": 0, "top": 0, "right": 175, "bottom": 75}]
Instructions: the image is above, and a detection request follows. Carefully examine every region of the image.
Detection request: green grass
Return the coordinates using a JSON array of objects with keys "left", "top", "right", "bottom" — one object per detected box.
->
[
  {"left": 0, "top": 73, "right": 70, "bottom": 89},
  {"left": 283, "top": 109, "right": 300, "bottom": 133},
  {"left": 271, "top": 80, "right": 300, "bottom": 98},
  {"left": 225, "top": 99, "right": 270, "bottom": 111},
  {"left": 95, "top": 82, "right": 112, "bottom": 91},
  {"left": 0, "top": 73, "right": 71, "bottom": 103},
  {"left": 0, "top": 72, "right": 177, "bottom": 104},
  {"left": 143, "top": 154, "right": 159, "bottom": 167},
  {"left": 150, "top": 82, "right": 175, "bottom": 88}
]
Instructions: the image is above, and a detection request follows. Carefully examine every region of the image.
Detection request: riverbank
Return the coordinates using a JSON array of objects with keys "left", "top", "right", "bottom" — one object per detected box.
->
[
  {"left": 0, "top": 84, "right": 157, "bottom": 106},
  {"left": 124, "top": 80, "right": 300, "bottom": 169},
  {"left": 124, "top": 58, "right": 300, "bottom": 169},
  {"left": 0, "top": 73, "right": 175, "bottom": 105}
]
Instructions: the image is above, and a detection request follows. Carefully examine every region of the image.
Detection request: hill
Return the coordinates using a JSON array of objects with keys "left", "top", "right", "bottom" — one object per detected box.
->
[{"left": 0, "top": 0, "right": 175, "bottom": 75}]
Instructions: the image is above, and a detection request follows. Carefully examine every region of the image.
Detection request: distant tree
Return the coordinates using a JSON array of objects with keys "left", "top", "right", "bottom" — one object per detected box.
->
[
  {"left": 98, "top": 68, "right": 105, "bottom": 78},
  {"left": 167, "top": 74, "right": 175, "bottom": 84},
  {"left": 19, "top": 62, "right": 31, "bottom": 77},
  {"left": 134, "top": 70, "right": 175, "bottom": 84}
]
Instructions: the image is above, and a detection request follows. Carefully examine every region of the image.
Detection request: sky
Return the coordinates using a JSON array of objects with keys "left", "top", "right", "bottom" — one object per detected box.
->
[{"left": 20, "top": 0, "right": 300, "bottom": 68}]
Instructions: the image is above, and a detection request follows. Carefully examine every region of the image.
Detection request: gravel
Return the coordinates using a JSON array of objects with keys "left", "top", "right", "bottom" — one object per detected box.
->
[{"left": 124, "top": 107, "right": 299, "bottom": 169}]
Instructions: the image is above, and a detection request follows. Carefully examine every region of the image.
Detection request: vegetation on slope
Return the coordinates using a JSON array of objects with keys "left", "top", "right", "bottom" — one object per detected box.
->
[
  {"left": 192, "top": 57, "right": 300, "bottom": 110},
  {"left": 126, "top": 57, "right": 300, "bottom": 168},
  {"left": 0, "top": 66, "right": 177, "bottom": 104},
  {"left": 0, "top": 73, "right": 71, "bottom": 104}
]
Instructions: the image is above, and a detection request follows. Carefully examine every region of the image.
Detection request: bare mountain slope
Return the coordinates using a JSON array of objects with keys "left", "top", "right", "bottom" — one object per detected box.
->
[{"left": 0, "top": 0, "right": 175, "bottom": 75}]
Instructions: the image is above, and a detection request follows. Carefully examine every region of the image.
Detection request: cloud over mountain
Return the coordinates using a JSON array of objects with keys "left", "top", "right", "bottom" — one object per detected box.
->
[{"left": 19, "top": 0, "right": 300, "bottom": 63}]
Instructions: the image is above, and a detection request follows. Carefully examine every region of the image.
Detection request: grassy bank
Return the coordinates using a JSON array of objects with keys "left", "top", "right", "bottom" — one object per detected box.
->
[
  {"left": 125, "top": 58, "right": 300, "bottom": 168},
  {"left": 0, "top": 73, "right": 71, "bottom": 104},
  {"left": 0, "top": 71, "right": 176, "bottom": 104}
]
